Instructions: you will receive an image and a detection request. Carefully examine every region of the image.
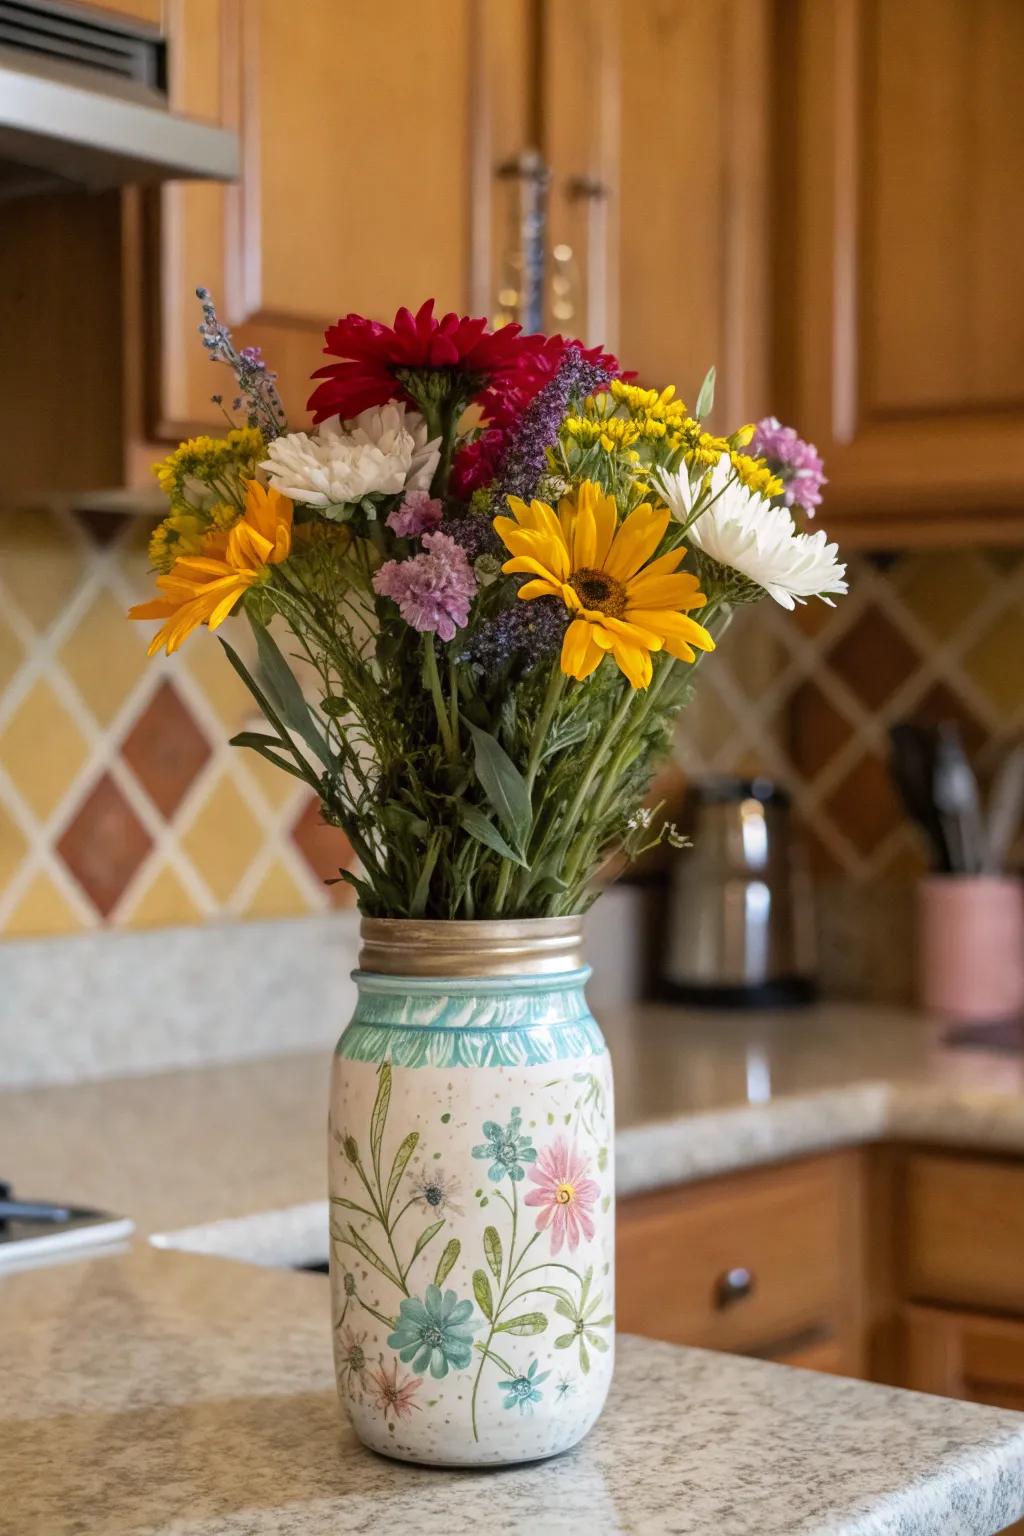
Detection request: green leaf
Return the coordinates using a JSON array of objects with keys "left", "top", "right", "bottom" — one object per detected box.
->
[
  {"left": 495, "top": 1313, "right": 547, "bottom": 1337},
  {"left": 472, "top": 1268, "right": 494, "bottom": 1321},
  {"left": 410, "top": 1218, "right": 445, "bottom": 1264},
  {"left": 580, "top": 1337, "right": 591, "bottom": 1374},
  {"left": 410, "top": 834, "right": 440, "bottom": 918},
  {"left": 220, "top": 639, "right": 317, "bottom": 787},
  {"left": 228, "top": 733, "right": 314, "bottom": 782},
  {"left": 384, "top": 1131, "right": 419, "bottom": 1214},
  {"left": 457, "top": 804, "right": 528, "bottom": 867},
  {"left": 695, "top": 363, "right": 716, "bottom": 420},
  {"left": 341, "top": 1224, "right": 402, "bottom": 1290},
  {"left": 483, "top": 1225, "right": 502, "bottom": 1283},
  {"left": 329, "top": 1195, "right": 370, "bottom": 1213},
  {"left": 465, "top": 721, "right": 532, "bottom": 848},
  {"left": 587, "top": 1329, "right": 611, "bottom": 1348},
  {"left": 370, "top": 1062, "right": 391, "bottom": 1180},
  {"left": 580, "top": 1265, "right": 593, "bottom": 1309},
  {"left": 554, "top": 1331, "right": 576, "bottom": 1350},
  {"left": 250, "top": 615, "right": 334, "bottom": 768},
  {"left": 434, "top": 1238, "right": 460, "bottom": 1286},
  {"left": 553, "top": 1297, "right": 576, "bottom": 1322},
  {"left": 533, "top": 1285, "right": 575, "bottom": 1308}
]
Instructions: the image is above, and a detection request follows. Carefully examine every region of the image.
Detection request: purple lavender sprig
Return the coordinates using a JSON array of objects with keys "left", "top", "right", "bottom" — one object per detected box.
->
[
  {"left": 750, "top": 416, "right": 826, "bottom": 516},
  {"left": 491, "top": 345, "right": 616, "bottom": 504},
  {"left": 196, "top": 288, "right": 288, "bottom": 440},
  {"left": 465, "top": 596, "right": 569, "bottom": 670}
]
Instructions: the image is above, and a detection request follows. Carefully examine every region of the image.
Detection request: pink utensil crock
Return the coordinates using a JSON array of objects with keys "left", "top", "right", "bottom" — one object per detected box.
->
[{"left": 918, "top": 875, "right": 1024, "bottom": 1022}]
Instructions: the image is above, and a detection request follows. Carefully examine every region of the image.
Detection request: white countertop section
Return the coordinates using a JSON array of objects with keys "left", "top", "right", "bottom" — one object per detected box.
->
[{"left": 2, "top": 1244, "right": 1023, "bottom": 1536}]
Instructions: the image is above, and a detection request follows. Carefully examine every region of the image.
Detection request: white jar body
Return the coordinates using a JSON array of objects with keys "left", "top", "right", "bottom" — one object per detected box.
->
[{"left": 328, "top": 966, "right": 614, "bottom": 1467}]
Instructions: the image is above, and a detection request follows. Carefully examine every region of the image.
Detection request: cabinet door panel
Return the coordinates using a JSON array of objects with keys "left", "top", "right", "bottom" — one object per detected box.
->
[
  {"left": 153, "top": 0, "right": 525, "bottom": 436},
  {"left": 903, "top": 1151, "right": 1024, "bottom": 1315},
  {"left": 781, "top": 0, "right": 1024, "bottom": 529}
]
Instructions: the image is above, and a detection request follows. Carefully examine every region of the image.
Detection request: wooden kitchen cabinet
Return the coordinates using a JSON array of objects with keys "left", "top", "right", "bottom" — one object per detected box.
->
[
  {"left": 617, "top": 1151, "right": 866, "bottom": 1374},
  {"left": 147, "top": 0, "right": 532, "bottom": 437},
  {"left": 902, "top": 1150, "right": 1024, "bottom": 1315},
  {"left": 776, "top": 0, "right": 1024, "bottom": 542},
  {"left": 540, "top": 0, "right": 773, "bottom": 430}
]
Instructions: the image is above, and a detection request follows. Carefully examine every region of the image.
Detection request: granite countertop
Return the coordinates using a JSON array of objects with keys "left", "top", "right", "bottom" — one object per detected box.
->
[
  {"left": 5, "top": 1002, "right": 1024, "bottom": 1250},
  {"left": 3, "top": 1243, "right": 1024, "bottom": 1536}
]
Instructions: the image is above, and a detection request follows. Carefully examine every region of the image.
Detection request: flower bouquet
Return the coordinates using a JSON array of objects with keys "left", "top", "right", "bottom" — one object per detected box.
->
[{"left": 130, "top": 293, "right": 845, "bottom": 1466}]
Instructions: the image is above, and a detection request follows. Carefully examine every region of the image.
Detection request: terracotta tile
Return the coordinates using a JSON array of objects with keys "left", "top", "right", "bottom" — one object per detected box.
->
[
  {"left": 821, "top": 750, "right": 903, "bottom": 856},
  {"left": 57, "top": 772, "right": 152, "bottom": 918},
  {"left": 0, "top": 678, "right": 89, "bottom": 821},
  {"left": 59, "top": 588, "right": 149, "bottom": 727},
  {"left": 2, "top": 870, "right": 85, "bottom": 936},
  {"left": 0, "top": 801, "right": 27, "bottom": 894},
  {"left": 291, "top": 794, "right": 357, "bottom": 907},
  {"left": 180, "top": 769, "right": 264, "bottom": 905},
  {"left": 73, "top": 509, "right": 132, "bottom": 547},
  {"left": 0, "top": 508, "right": 84, "bottom": 634},
  {"left": 789, "top": 679, "right": 855, "bottom": 780},
  {"left": 825, "top": 607, "right": 919, "bottom": 712},
  {"left": 121, "top": 680, "right": 212, "bottom": 819},
  {"left": 964, "top": 607, "right": 1024, "bottom": 719},
  {"left": 904, "top": 681, "right": 988, "bottom": 759},
  {"left": 122, "top": 861, "right": 203, "bottom": 929}
]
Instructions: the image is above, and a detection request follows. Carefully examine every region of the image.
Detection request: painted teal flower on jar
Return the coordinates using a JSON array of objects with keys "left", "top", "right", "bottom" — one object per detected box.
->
[
  {"left": 499, "top": 1357, "right": 550, "bottom": 1414},
  {"left": 472, "top": 1108, "right": 537, "bottom": 1183},
  {"left": 387, "top": 1285, "right": 477, "bottom": 1378}
]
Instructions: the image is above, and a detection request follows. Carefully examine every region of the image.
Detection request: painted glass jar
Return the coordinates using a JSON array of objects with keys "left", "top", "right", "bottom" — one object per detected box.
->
[{"left": 328, "top": 917, "right": 614, "bottom": 1467}]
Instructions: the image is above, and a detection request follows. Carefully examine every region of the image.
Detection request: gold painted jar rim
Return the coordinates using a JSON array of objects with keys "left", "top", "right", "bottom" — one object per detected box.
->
[{"left": 357, "top": 917, "right": 585, "bottom": 978}]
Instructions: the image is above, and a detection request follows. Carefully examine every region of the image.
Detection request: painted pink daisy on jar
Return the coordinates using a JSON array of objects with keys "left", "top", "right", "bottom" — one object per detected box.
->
[{"left": 524, "top": 1136, "right": 599, "bottom": 1253}]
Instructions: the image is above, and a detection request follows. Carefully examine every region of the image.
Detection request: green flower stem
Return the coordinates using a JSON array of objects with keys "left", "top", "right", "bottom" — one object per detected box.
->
[
  {"left": 471, "top": 1177, "right": 520, "bottom": 1441},
  {"left": 349, "top": 1152, "right": 411, "bottom": 1295},
  {"left": 355, "top": 1296, "right": 395, "bottom": 1330},
  {"left": 423, "top": 635, "right": 457, "bottom": 764},
  {"left": 473, "top": 1340, "right": 515, "bottom": 1377},
  {"left": 525, "top": 666, "right": 566, "bottom": 795},
  {"left": 545, "top": 686, "right": 635, "bottom": 912}
]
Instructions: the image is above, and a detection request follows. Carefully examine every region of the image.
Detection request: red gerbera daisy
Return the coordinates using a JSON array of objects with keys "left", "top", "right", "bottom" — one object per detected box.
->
[{"left": 307, "top": 298, "right": 550, "bottom": 423}]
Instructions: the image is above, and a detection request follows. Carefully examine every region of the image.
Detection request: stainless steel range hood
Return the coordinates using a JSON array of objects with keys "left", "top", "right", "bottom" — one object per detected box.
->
[{"left": 0, "top": 0, "right": 239, "bottom": 199}]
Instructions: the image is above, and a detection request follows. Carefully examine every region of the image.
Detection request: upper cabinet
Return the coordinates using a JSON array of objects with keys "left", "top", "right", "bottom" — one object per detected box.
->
[
  {"left": 776, "top": 0, "right": 1024, "bottom": 541},
  {"left": 539, "top": 0, "right": 773, "bottom": 432},
  {"left": 148, "top": 0, "right": 531, "bottom": 435}
]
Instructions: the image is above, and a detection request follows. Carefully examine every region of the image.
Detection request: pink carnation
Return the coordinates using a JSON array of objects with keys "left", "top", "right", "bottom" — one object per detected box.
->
[
  {"left": 386, "top": 490, "right": 443, "bottom": 539},
  {"left": 373, "top": 530, "right": 475, "bottom": 642},
  {"left": 523, "top": 1136, "right": 599, "bottom": 1254},
  {"left": 750, "top": 416, "right": 827, "bottom": 515}
]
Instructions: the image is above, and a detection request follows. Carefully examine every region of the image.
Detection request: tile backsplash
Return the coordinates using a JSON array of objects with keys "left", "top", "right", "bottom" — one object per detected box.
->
[{"left": 1, "top": 510, "right": 1022, "bottom": 998}]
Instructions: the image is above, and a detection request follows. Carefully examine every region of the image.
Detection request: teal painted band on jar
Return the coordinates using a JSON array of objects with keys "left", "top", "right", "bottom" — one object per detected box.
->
[{"left": 336, "top": 966, "right": 605, "bottom": 1069}]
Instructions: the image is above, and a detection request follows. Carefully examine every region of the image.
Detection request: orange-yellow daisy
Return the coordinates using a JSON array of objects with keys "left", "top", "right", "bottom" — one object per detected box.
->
[
  {"left": 129, "top": 481, "right": 293, "bottom": 656},
  {"left": 494, "top": 480, "right": 714, "bottom": 689}
]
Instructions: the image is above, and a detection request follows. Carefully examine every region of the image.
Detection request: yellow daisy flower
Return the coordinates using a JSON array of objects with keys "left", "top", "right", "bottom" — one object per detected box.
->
[
  {"left": 129, "top": 482, "right": 293, "bottom": 656},
  {"left": 493, "top": 480, "right": 715, "bottom": 690}
]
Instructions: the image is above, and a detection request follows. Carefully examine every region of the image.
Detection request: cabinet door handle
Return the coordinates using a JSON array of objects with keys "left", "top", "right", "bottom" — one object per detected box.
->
[{"left": 715, "top": 1267, "right": 756, "bottom": 1308}]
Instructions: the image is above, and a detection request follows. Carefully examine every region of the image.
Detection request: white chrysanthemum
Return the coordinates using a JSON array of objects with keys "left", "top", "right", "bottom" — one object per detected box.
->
[
  {"left": 260, "top": 403, "right": 440, "bottom": 509},
  {"left": 658, "top": 457, "right": 847, "bottom": 610}
]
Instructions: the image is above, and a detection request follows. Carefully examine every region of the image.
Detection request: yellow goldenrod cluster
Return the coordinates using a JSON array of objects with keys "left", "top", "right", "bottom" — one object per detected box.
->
[
  {"left": 730, "top": 451, "right": 784, "bottom": 499},
  {"left": 148, "top": 513, "right": 209, "bottom": 574},
  {"left": 153, "top": 426, "right": 266, "bottom": 509}
]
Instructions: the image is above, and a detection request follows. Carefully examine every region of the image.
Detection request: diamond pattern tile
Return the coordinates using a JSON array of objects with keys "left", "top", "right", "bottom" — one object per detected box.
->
[
  {"left": 291, "top": 795, "right": 357, "bottom": 907},
  {"left": 0, "top": 802, "right": 27, "bottom": 895},
  {"left": 789, "top": 679, "right": 855, "bottom": 779},
  {"left": 0, "top": 679, "right": 89, "bottom": 821},
  {"left": 121, "top": 861, "right": 202, "bottom": 929},
  {"left": 244, "top": 858, "right": 316, "bottom": 919},
  {"left": 181, "top": 769, "right": 264, "bottom": 904},
  {"left": 121, "top": 680, "right": 211, "bottom": 820},
  {"left": 0, "top": 508, "right": 84, "bottom": 634},
  {"left": 2, "top": 870, "right": 84, "bottom": 936},
  {"left": 964, "top": 606, "right": 1024, "bottom": 719},
  {"left": 57, "top": 773, "right": 152, "bottom": 918},
  {"left": 825, "top": 607, "right": 920, "bottom": 713},
  {"left": 0, "top": 613, "right": 24, "bottom": 695},
  {"left": 896, "top": 550, "right": 995, "bottom": 642},
  {"left": 821, "top": 751, "right": 903, "bottom": 858},
  {"left": 60, "top": 588, "right": 149, "bottom": 727}
]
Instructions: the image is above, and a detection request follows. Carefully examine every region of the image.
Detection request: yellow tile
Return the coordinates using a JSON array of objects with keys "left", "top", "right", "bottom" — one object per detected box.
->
[
  {"left": 964, "top": 607, "right": 1024, "bottom": 717},
  {"left": 59, "top": 588, "right": 149, "bottom": 726},
  {"left": 0, "top": 802, "right": 27, "bottom": 895},
  {"left": 0, "top": 612, "right": 24, "bottom": 694},
  {"left": 183, "top": 624, "right": 261, "bottom": 733},
  {"left": 122, "top": 861, "right": 203, "bottom": 928},
  {"left": 3, "top": 870, "right": 84, "bottom": 936},
  {"left": 0, "top": 509, "right": 85, "bottom": 634},
  {"left": 243, "top": 858, "right": 314, "bottom": 919},
  {"left": 238, "top": 749, "right": 300, "bottom": 812},
  {"left": 897, "top": 551, "right": 995, "bottom": 643},
  {"left": 0, "top": 679, "right": 89, "bottom": 820},
  {"left": 181, "top": 769, "right": 265, "bottom": 904}
]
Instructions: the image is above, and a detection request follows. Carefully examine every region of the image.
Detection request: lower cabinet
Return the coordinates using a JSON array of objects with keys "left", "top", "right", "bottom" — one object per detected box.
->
[
  {"left": 616, "top": 1151, "right": 865, "bottom": 1376},
  {"left": 903, "top": 1305, "right": 1024, "bottom": 1413}
]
